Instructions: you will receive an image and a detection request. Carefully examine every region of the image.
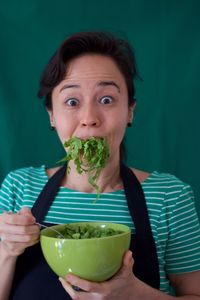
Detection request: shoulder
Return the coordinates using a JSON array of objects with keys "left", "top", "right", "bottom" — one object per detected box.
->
[
  {"left": 131, "top": 168, "right": 177, "bottom": 185},
  {"left": 0, "top": 166, "right": 48, "bottom": 212},
  {"left": 131, "top": 167, "right": 189, "bottom": 187},
  {"left": 46, "top": 166, "right": 61, "bottom": 178},
  {"left": 131, "top": 168, "right": 194, "bottom": 204},
  {"left": 1, "top": 165, "right": 47, "bottom": 187},
  {"left": 131, "top": 168, "right": 150, "bottom": 183},
  {"left": 140, "top": 170, "right": 196, "bottom": 215}
]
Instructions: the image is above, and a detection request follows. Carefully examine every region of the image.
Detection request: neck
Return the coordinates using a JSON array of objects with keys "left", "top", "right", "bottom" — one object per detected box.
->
[{"left": 62, "top": 157, "right": 123, "bottom": 193}]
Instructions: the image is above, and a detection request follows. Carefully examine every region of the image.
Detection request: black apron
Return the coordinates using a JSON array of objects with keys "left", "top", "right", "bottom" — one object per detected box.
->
[{"left": 9, "top": 164, "right": 160, "bottom": 299}]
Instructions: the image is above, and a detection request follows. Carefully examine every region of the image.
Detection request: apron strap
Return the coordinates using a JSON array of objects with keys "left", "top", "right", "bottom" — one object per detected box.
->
[
  {"left": 120, "top": 163, "right": 152, "bottom": 236},
  {"left": 31, "top": 164, "right": 67, "bottom": 223},
  {"left": 120, "top": 163, "right": 160, "bottom": 289}
]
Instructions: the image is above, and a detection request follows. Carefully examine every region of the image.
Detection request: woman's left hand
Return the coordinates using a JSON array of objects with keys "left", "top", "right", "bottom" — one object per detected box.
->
[{"left": 59, "top": 250, "right": 135, "bottom": 300}]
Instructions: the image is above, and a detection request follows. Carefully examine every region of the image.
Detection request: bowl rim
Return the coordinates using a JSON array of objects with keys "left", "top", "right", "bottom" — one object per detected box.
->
[{"left": 40, "top": 221, "right": 131, "bottom": 241}]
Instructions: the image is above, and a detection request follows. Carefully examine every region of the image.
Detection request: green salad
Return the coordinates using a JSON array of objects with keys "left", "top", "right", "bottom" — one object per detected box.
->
[
  {"left": 58, "top": 224, "right": 123, "bottom": 239},
  {"left": 61, "top": 137, "right": 110, "bottom": 197}
]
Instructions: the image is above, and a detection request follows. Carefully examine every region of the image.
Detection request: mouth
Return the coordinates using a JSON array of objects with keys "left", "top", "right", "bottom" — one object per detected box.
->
[{"left": 75, "top": 136, "right": 104, "bottom": 141}]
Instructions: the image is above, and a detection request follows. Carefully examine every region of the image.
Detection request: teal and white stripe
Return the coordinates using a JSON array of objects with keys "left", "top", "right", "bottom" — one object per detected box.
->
[{"left": 1, "top": 165, "right": 200, "bottom": 295}]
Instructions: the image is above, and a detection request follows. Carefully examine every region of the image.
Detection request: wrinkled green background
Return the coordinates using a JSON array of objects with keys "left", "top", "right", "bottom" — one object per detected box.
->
[{"left": 0, "top": 0, "right": 200, "bottom": 216}]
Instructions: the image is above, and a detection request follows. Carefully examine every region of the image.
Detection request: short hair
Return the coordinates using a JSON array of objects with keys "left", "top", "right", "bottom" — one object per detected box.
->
[{"left": 38, "top": 31, "right": 139, "bottom": 109}]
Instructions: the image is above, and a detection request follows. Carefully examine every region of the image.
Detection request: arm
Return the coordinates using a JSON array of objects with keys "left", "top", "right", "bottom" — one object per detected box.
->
[
  {"left": 59, "top": 250, "right": 200, "bottom": 300},
  {"left": 0, "top": 244, "right": 17, "bottom": 300},
  {"left": 0, "top": 208, "right": 40, "bottom": 300},
  {"left": 169, "top": 271, "right": 200, "bottom": 298}
]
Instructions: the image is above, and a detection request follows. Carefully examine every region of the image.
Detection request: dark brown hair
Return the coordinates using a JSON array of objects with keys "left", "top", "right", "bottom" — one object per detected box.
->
[{"left": 38, "top": 31, "right": 139, "bottom": 109}]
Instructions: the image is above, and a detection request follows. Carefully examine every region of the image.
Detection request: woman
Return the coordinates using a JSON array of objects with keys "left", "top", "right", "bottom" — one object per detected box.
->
[{"left": 0, "top": 31, "right": 200, "bottom": 300}]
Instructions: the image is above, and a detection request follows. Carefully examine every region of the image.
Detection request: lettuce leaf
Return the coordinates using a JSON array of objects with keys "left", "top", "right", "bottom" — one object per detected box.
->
[{"left": 61, "top": 137, "right": 110, "bottom": 198}]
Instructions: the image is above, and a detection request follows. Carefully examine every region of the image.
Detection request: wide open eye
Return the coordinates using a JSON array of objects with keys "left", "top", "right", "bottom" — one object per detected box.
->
[
  {"left": 99, "top": 96, "right": 113, "bottom": 105},
  {"left": 65, "top": 98, "right": 79, "bottom": 106}
]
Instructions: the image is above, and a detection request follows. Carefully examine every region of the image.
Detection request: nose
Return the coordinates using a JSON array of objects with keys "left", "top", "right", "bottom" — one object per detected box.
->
[{"left": 80, "top": 106, "right": 100, "bottom": 127}]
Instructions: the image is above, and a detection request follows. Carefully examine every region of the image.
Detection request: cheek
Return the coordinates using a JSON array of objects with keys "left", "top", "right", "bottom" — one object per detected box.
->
[
  {"left": 53, "top": 118, "right": 76, "bottom": 144},
  {"left": 107, "top": 119, "right": 127, "bottom": 147}
]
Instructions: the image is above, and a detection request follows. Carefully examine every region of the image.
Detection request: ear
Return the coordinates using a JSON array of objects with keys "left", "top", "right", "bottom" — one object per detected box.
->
[
  {"left": 47, "top": 109, "right": 55, "bottom": 127},
  {"left": 128, "top": 102, "right": 136, "bottom": 124}
]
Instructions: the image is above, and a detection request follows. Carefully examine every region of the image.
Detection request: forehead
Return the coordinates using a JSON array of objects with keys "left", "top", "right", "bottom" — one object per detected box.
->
[{"left": 64, "top": 54, "right": 127, "bottom": 86}]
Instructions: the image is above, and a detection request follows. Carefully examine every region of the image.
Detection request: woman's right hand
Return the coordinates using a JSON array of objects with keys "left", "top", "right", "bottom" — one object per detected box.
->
[{"left": 0, "top": 207, "right": 40, "bottom": 258}]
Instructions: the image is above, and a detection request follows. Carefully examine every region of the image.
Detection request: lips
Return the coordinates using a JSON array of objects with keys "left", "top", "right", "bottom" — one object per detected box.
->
[{"left": 75, "top": 135, "right": 103, "bottom": 140}]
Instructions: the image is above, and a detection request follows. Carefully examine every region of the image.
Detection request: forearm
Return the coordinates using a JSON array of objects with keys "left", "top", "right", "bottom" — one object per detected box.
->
[
  {"left": 131, "top": 277, "right": 200, "bottom": 300},
  {"left": 0, "top": 242, "right": 17, "bottom": 300}
]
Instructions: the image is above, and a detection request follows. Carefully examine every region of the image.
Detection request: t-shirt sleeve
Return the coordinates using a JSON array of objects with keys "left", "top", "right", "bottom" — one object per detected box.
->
[
  {"left": 0, "top": 171, "right": 22, "bottom": 213},
  {"left": 165, "top": 184, "right": 200, "bottom": 274}
]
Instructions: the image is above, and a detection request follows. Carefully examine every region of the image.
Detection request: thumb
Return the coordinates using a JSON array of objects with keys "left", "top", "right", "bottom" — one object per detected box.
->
[
  {"left": 19, "top": 207, "right": 35, "bottom": 221},
  {"left": 123, "top": 250, "right": 134, "bottom": 267},
  {"left": 112, "top": 251, "right": 134, "bottom": 279}
]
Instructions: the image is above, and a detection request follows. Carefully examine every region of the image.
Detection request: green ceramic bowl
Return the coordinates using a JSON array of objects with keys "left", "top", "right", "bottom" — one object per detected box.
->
[{"left": 40, "top": 222, "right": 131, "bottom": 282}]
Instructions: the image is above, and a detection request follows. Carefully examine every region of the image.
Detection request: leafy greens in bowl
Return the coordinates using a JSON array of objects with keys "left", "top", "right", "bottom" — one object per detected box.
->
[{"left": 51, "top": 223, "right": 123, "bottom": 239}]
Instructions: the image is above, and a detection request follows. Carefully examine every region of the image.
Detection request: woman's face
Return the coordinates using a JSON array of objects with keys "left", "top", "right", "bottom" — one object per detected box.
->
[{"left": 49, "top": 54, "right": 134, "bottom": 161}]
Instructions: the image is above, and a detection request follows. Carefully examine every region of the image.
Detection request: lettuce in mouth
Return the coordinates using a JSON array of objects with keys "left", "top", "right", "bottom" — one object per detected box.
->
[{"left": 61, "top": 137, "right": 110, "bottom": 197}]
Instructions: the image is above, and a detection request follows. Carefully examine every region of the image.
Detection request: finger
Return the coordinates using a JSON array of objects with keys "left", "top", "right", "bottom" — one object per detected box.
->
[
  {"left": 1, "top": 231, "right": 40, "bottom": 243},
  {"left": 0, "top": 223, "right": 40, "bottom": 235},
  {"left": 59, "top": 277, "right": 77, "bottom": 299},
  {"left": 3, "top": 212, "right": 36, "bottom": 225},
  {"left": 1, "top": 236, "right": 40, "bottom": 247},
  {"left": 1, "top": 229, "right": 39, "bottom": 242},
  {"left": 0, "top": 223, "right": 40, "bottom": 243},
  {"left": 59, "top": 277, "right": 95, "bottom": 300},
  {"left": 19, "top": 206, "right": 33, "bottom": 217},
  {"left": 65, "top": 274, "right": 101, "bottom": 293}
]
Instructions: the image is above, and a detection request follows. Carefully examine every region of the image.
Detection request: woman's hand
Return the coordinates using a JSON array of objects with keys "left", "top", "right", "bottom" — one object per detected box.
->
[
  {"left": 0, "top": 207, "right": 40, "bottom": 258},
  {"left": 59, "top": 250, "right": 136, "bottom": 300},
  {"left": 59, "top": 250, "right": 200, "bottom": 300}
]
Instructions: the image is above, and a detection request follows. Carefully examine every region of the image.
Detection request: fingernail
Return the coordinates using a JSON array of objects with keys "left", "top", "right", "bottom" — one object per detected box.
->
[
  {"left": 58, "top": 277, "right": 64, "bottom": 284},
  {"left": 66, "top": 274, "right": 72, "bottom": 281},
  {"left": 128, "top": 251, "right": 133, "bottom": 262}
]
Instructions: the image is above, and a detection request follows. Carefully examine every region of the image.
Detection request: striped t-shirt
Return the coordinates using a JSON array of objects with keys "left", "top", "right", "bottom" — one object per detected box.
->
[{"left": 1, "top": 165, "right": 200, "bottom": 295}]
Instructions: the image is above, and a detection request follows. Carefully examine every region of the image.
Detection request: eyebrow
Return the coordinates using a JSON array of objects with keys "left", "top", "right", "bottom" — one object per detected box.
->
[
  {"left": 59, "top": 81, "right": 121, "bottom": 93},
  {"left": 59, "top": 84, "right": 80, "bottom": 92},
  {"left": 97, "top": 81, "right": 120, "bottom": 92}
]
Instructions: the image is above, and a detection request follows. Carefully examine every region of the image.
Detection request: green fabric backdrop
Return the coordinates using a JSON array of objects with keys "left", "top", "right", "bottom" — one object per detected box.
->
[{"left": 0, "top": 0, "right": 200, "bottom": 217}]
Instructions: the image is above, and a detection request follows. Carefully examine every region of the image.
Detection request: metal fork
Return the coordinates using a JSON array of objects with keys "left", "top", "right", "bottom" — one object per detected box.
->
[{"left": 36, "top": 222, "right": 65, "bottom": 238}]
